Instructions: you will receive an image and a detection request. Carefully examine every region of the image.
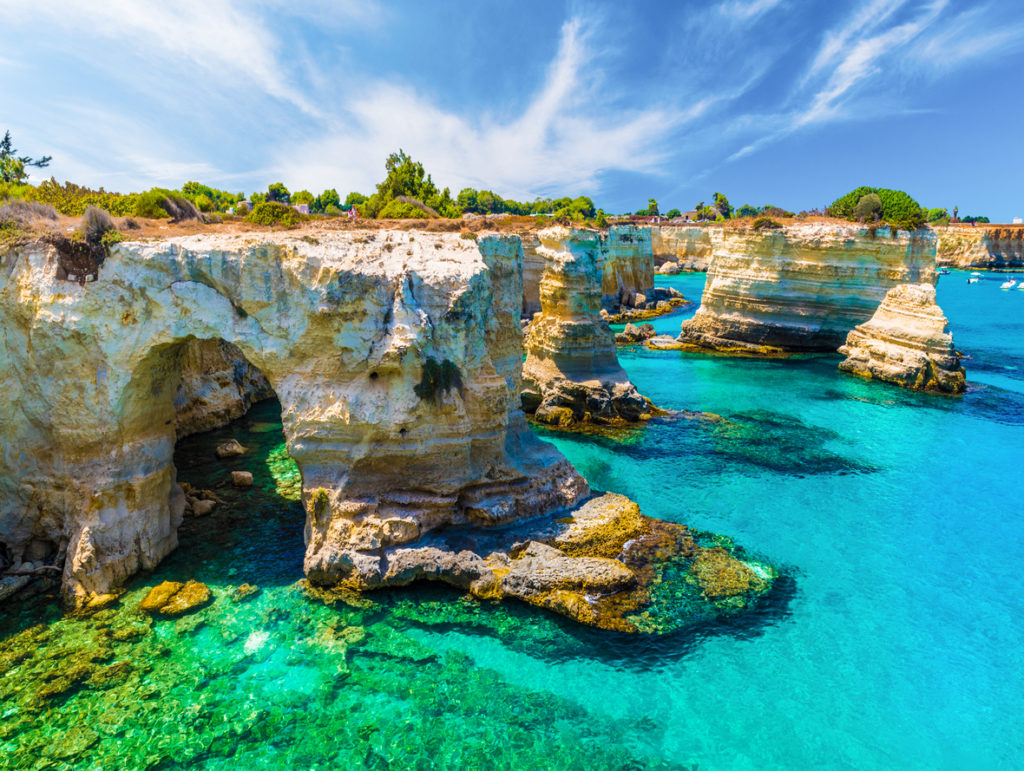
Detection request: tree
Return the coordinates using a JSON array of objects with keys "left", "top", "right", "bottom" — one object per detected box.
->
[
  {"left": 343, "top": 192, "right": 367, "bottom": 209},
  {"left": 694, "top": 201, "right": 716, "bottom": 220},
  {"left": 854, "top": 193, "right": 882, "bottom": 222},
  {"left": 594, "top": 209, "right": 608, "bottom": 228},
  {"left": 926, "top": 207, "right": 948, "bottom": 223},
  {"left": 266, "top": 182, "right": 290, "bottom": 204},
  {"left": 665, "top": 208, "right": 682, "bottom": 219},
  {"left": 291, "top": 190, "right": 314, "bottom": 206},
  {"left": 712, "top": 192, "right": 733, "bottom": 219},
  {"left": 736, "top": 204, "right": 760, "bottom": 218},
  {"left": 313, "top": 188, "right": 340, "bottom": 214},
  {"left": 0, "top": 130, "right": 52, "bottom": 183},
  {"left": 647, "top": 198, "right": 659, "bottom": 216}
]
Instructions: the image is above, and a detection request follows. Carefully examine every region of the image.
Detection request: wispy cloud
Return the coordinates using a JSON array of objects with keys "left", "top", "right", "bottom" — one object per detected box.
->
[{"left": 278, "top": 17, "right": 686, "bottom": 198}]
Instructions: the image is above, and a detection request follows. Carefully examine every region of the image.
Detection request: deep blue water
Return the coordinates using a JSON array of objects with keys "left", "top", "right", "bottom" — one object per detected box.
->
[{"left": 1, "top": 269, "right": 1021, "bottom": 769}]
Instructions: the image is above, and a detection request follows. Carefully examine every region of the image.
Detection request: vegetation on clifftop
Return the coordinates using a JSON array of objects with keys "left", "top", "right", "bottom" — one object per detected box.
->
[{"left": 827, "top": 186, "right": 926, "bottom": 230}]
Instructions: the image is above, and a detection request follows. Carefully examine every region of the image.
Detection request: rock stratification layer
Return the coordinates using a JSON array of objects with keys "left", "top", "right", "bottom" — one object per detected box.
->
[
  {"left": 677, "top": 224, "right": 938, "bottom": 354},
  {"left": 0, "top": 231, "right": 586, "bottom": 604},
  {"left": 174, "top": 338, "right": 274, "bottom": 438},
  {"left": 838, "top": 283, "right": 966, "bottom": 393},
  {"left": 650, "top": 225, "right": 717, "bottom": 271},
  {"left": 521, "top": 227, "right": 651, "bottom": 426},
  {"left": 936, "top": 225, "right": 1024, "bottom": 269}
]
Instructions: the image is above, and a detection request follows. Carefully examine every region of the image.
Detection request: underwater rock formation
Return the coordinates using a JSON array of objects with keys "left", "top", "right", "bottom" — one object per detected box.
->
[
  {"left": 650, "top": 225, "right": 718, "bottom": 271},
  {"left": 371, "top": 492, "right": 776, "bottom": 633},
  {"left": 677, "top": 224, "right": 938, "bottom": 354},
  {"left": 936, "top": 225, "right": 1024, "bottom": 269},
  {"left": 521, "top": 227, "right": 652, "bottom": 427},
  {"left": 0, "top": 231, "right": 585, "bottom": 605},
  {"left": 838, "top": 283, "right": 966, "bottom": 394},
  {"left": 175, "top": 338, "right": 274, "bottom": 438}
]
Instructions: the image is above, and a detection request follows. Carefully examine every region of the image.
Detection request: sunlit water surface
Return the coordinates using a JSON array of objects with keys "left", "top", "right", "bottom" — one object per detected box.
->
[{"left": 1, "top": 270, "right": 1022, "bottom": 769}]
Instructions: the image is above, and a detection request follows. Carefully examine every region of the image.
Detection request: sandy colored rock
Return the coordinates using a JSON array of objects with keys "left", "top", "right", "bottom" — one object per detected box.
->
[
  {"left": 838, "top": 283, "right": 966, "bottom": 393},
  {"left": 139, "top": 579, "right": 211, "bottom": 616},
  {"left": 215, "top": 439, "right": 246, "bottom": 458},
  {"left": 677, "top": 223, "right": 938, "bottom": 354},
  {"left": 175, "top": 339, "right": 273, "bottom": 439},
  {"left": 649, "top": 225, "right": 718, "bottom": 271},
  {"left": 0, "top": 230, "right": 587, "bottom": 605},
  {"left": 936, "top": 225, "right": 1024, "bottom": 269},
  {"left": 521, "top": 227, "right": 651, "bottom": 426},
  {"left": 231, "top": 471, "right": 254, "bottom": 488},
  {"left": 138, "top": 581, "right": 185, "bottom": 613}
]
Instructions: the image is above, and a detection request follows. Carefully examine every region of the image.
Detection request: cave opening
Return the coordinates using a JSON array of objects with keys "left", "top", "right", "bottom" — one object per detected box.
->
[{"left": 166, "top": 337, "right": 307, "bottom": 589}]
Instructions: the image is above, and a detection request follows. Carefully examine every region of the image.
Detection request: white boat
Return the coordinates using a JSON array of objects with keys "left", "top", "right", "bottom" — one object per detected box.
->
[
  {"left": 971, "top": 272, "right": 982, "bottom": 276},
  {"left": 967, "top": 277, "right": 980, "bottom": 284},
  {"left": 1000, "top": 279, "right": 1017, "bottom": 290}
]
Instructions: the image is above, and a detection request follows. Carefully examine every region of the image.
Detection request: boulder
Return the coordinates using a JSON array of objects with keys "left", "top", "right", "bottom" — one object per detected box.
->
[
  {"left": 215, "top": 439, "right": 246, "bottom": 458},
  {"left": 231, "top": 471, "right": 253, "bottom": 488},
  {"left": 139, "top": 580, "right": 212, "bottom": 616}
]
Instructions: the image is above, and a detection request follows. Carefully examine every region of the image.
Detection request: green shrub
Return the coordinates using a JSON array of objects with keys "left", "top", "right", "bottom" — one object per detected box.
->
[
  {"left": 377, "top": 199, "right": 429, "bottom": 219},
  {"left": 193, "top": 193, "right": 214, "bottom": 212},
  {"left": 827, "top": 186, "right": 925, "bottom": 230},
  {"left": 245, "top": 201, "right": 304, "bottom": 227},
  {"left": 853, "top": 193, "right": 882, "bottom": 222},
  {"left": 324, "top": 203, "right": 344, "bottom": 217},
  {"left": 752, "top": 217, "right": 782, "bottom": 231},
  {"left": 81, "top": 205, "right": 116, "bottom": 245},
  {"left": 459, "top": 230, "right": 477, "bottom": 241},
  {"left": 594, "top": 209, "right": 608, "bottom": 228}
]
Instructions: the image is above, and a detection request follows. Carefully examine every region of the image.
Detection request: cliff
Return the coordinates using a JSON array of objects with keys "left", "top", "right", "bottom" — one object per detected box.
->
[
  {"left": 0, "top": 231, "right": 584, "bottom": 605},
  {"left": 0, "top": 230, "right": 774, "bottom": 630},
  {"left": 522, "top": 226, "right": 656, "bottom": 318},
  {"left": 936, "top": 226, "right": 1024, "bottom": 269},
  {"left": 676, "top": 224, "right": 938, "bottom": 354},
  {"left": 175, "top": 338, "right": 274, "bottom": 438},
  {"left": 838, "top": 283, "right": 966, "bottom": 393},
  {"left": 650, "top": 225, "right": 718, "bottom": 271},
  {"left": 521, "top": 227, "right": 651, "bottom": 426}
]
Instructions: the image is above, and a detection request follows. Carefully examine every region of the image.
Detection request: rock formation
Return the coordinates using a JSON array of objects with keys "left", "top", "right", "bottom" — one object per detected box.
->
[
  {"left": 677, "top": 224, "right": 938, "bottom": 354},
  {"left": 521, "top": 227, "right": 652, "bottom": 427},
  {"left": 936, "top": 225, "right": 1024, "bottom": 269},
  {"left": 521, "top": 233, "right": 545, "bottom": 317},
  {"left": 175, "top": 338, "right": 274, "bottom": 438},
  {"left": 838, "top": 283, "right": 966, "bottom": 393},
  {"left": 650, "top": 225, "right": 718, "bottom": 271},
  {"left": 0, "top": 231, "right": 584, "bottom": 604},
  {"left": 0, "top": 228, "right": 775, "bottom": 631}
]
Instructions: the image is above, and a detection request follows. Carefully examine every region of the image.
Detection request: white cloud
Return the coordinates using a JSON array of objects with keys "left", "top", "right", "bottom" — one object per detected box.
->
[
  {"left": 716, "top": 0, "right": 784, "bottom": 21},
  {"left": 277, "top": 17, "right": 685, "bottom": 199}
]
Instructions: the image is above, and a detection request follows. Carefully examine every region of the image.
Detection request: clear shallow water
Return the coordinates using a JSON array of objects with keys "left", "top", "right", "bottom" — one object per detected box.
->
[{"left": 2, "top": 270, "right": 1023, "bottom": 769}]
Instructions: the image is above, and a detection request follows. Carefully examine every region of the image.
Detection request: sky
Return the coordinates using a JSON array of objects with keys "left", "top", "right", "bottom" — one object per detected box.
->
[{"left": 1, "top": 0, "right": 1022, "bottom": 220}]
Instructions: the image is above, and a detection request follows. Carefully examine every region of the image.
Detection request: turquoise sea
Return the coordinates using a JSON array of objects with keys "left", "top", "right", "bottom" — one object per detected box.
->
[{"left": 2, "top": 269, "right": 1023, "bottom": 769}]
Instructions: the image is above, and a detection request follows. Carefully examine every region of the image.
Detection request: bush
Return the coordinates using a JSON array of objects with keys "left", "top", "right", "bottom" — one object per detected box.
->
[
  {"left": 133, "top": 188, "right": 200, "bottom": 221},
  {"left": 81, "top": 205, "right": 116, "bottom": 245},
  {"left": 324, "top": 204, "right": 344, "bottom": 217},
  {"left": 752, "top": 217, "right": 782, "bottom": 231},
  {"left": 594, "top": 209, "right": 608, "bottom": 228},
  {"left": 245, "top": 201, "right": 304, "bottom": 227},
  {"left": 853, "top": 193, "right": 882, "bottom": 222},
  {"left": 28, "top": 178, "right": 135, "bottom": 216},
  {"left": 665, "top": 208, "right": 681, "bottom": 219},
  {"left": 377, "top": 199, "right": 429, "bottom": 219},
  {"left": 827, "top": 186, "right": 925, "bottom": 230}
]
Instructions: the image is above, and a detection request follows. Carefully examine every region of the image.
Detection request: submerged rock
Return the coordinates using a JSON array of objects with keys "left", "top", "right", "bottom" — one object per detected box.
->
[
  {"left": 215, "top": 439, "right": 247, "bottom": 458},
  {"left": 231, "top": 471, "right": 254, "bottom": 488},
  {"left": 139, "top": 580, "right": 212, "bottom": 616},
  {"left": 838, "top": 283, "right": 966, "bottom": 394}
]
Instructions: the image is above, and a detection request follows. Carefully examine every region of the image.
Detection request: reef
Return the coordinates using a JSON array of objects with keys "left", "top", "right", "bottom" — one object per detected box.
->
[
  {"left": 521, "top": 227, "right": 653, "bottom": 427},
  {"left": 838, "top": 283, "right": 966, "bottom": 394},
  {"left": 677, "top": 224, "right": 938, "bottom": 354},
  {"left": 936, "top": 225, "right": 1024, "bottom": 270},
  {"left": 649, "top": 225, "right": 718, "bottom": 271}
]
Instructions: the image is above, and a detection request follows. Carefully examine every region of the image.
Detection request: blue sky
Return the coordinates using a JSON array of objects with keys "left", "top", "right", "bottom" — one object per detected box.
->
[{"left": 2, "top": 0, "right": 1022, "bottom": 219}]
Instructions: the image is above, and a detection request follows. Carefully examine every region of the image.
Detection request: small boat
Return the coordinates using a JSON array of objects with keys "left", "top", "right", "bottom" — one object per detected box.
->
[
  {"left": 967, "top": 277, "right": 980, "bottom": 284},
  {"left": 1000, "top": 279, "right": 1017, "bottom": 290},
  {"left": 971, "top": 272, "right": 982, "bottom": 276},
  {"left": 939, "top": 268, "right": 951, "bottom": 275}
]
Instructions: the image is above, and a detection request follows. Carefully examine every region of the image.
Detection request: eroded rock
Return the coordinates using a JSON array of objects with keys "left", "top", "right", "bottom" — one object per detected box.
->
[
  {"left": 139, "top": 580, "right": 212, "bottom": 616},
  {"left": 838, "top": 283, "right": 966, "bottom": 393},
  {"left": 677, "top": 224, "right": 938, "bottom": 354}
]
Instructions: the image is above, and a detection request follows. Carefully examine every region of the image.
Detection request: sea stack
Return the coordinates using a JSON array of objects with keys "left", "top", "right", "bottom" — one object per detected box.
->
[
  {"left": 838, "top": 283, "right": 966, "bottom": 394},
  {"left": 521, "top": 227, "right": 652, "bottom": 427},
  {"left": 676, "top": 223, "right": 937, "bottom": 354}
]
